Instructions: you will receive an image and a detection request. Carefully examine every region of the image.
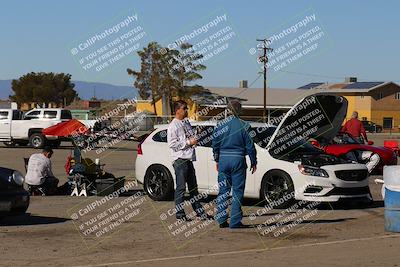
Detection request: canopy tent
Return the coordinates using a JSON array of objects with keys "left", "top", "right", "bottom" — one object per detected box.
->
[{"left": 42, "top": 119, "right": 89, "bottom": 137}]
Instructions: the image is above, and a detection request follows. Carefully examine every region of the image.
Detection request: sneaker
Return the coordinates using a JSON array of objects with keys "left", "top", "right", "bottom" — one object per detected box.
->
[
  {"left": 219, "top": 222, "right": 229, "bottom": 228},
  {"left": 229, "top": 222, "right": 249, "bottom": 229},
  {"left": 197, "top": 214, "right": 214, "bottom": 221}
]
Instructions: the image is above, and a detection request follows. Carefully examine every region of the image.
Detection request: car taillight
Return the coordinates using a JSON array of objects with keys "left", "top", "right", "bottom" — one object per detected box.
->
[
  {"left": 137, "top": 133, "right": 150, "bottom": 155},
  {"left": 137, "top": 143, "right": 143, "bottom": 155}
]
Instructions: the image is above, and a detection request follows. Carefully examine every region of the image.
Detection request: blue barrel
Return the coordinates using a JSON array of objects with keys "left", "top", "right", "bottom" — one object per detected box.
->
[{"left": 385, "top": 188, "right": 400, "bottom": 232}]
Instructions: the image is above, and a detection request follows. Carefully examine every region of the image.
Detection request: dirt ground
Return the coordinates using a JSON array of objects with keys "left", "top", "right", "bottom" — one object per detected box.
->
[{"left": 0, "top": 135, "right": 400, "bottom": 267}]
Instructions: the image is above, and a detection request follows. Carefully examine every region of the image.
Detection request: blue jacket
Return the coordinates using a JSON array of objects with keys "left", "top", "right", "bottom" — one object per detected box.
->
[{"left": 212, "top": 116, "right": 257, "bottom": 166}]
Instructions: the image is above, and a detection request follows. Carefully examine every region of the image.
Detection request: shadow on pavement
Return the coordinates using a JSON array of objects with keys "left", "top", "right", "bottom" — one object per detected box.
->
[
  {"left": 318, "top": 200, "right": 384, "bottom": 210},
  {"left": 0, "top": 213, "right": 70, "bottom": 226},
  {"left": 254, "top": 218, "right": 356, "bottom": 228}
]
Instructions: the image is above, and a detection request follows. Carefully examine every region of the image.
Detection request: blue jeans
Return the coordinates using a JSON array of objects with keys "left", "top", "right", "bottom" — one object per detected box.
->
[
  {"left": 173, "top": 159, "right": 204, "bottom": 218},
  {"left": 216, "top": 155, "right": 247, "bottom": 227}
]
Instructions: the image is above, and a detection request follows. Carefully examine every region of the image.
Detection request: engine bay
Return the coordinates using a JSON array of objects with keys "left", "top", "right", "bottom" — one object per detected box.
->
[{"left": 286, "top": 152, "right": 350, "bottom": 167}]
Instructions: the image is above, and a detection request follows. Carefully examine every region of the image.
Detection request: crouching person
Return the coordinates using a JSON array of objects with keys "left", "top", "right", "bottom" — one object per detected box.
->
[{"left": 25, "top": 146, "right": 59, "bottom": 195}]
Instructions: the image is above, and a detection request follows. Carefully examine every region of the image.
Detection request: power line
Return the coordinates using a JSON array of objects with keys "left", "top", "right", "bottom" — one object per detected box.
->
[
  {"left": 277, "top": 70, "right": 345, "bottom": 80},
  {"left": 277, "top": 70, "right": 400, "bottom": 83}
]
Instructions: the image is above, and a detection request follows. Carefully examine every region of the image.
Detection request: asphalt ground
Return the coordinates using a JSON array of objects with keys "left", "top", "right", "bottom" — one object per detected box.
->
[{"left": 0, "top": 134, "right": 399, "bottom": 266}]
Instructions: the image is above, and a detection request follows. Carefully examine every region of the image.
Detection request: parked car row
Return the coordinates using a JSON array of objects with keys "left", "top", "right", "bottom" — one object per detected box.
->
[
  {"left": 0, "top": 94, "right": 397, "bottom": 214},
  {"left": 361, "top": 120, "right": 383, "bottom": 133},
  {"left": 136, "top": 94, "right": 379, "bottom": 207}
]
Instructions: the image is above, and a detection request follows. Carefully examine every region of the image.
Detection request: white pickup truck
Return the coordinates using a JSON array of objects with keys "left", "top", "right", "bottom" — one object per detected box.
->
[{"left": 0, "top": 108, "right": 72, "bottom": 148}]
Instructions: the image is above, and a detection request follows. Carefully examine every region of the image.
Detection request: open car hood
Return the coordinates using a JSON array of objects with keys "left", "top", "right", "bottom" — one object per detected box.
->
[{"left": 267, "top": 94, "right": 348, "bottom": 157}]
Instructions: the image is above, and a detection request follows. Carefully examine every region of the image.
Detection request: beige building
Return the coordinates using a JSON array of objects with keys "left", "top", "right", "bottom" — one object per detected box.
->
[
  {"left": 136, "top": 78, "right": 400, "bottom": 132},
  {"left": 305, "top": 79, "right": 400, "bottom": 132}
]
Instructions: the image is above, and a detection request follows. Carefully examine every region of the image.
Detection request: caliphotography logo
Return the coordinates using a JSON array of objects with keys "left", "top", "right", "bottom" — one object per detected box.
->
[{"left": 1, "top": 1, "right": 399, "bottom": 267}]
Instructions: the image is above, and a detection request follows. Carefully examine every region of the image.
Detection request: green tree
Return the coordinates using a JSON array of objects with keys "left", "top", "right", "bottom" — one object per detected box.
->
[
  {"left": 127, "top": 42, "right": 207, "bottom": 116},
  {"left": 127, "top": 42, "right": 165, "bottom": 115},
  {"left": 169, "top": 43, "right": 206, "bottom": 99},
  {"left": 10, "top": 72, "right": 77, "bottom": 106}
]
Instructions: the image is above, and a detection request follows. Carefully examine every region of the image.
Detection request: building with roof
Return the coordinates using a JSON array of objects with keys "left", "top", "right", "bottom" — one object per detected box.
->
[
  {"left": 301, "top": 78, "right": 400, "bottom": 131},
  {"left": 136, "top": 77, "right": 400, "bottom": 132},
  {"left": 136, "top": 83, "right": 313, "bottom": 123}
]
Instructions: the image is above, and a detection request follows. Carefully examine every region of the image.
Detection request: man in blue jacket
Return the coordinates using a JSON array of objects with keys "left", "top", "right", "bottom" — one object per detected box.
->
[{"left": 212, "top": 100, "right": 257, "bottom": 228}]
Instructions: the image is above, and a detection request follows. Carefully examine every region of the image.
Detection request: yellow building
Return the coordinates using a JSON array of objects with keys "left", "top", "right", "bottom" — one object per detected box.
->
[
  {"left": 136, "top": 79, "right": 400, "bottom": 132},
  {"left": 304, "top": 80, "right": 400, "bottom": 132},
  {"left": 136, "top": 87, "right": 306, "bottom": 122}
]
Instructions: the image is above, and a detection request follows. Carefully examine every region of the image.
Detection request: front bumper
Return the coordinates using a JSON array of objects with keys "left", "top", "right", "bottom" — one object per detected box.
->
[
  {"left": 0, "top": 190, "right": 30, "bottom": 215},
  {"left": 294, "top": 164, "right": 370, "bottom": 202}
]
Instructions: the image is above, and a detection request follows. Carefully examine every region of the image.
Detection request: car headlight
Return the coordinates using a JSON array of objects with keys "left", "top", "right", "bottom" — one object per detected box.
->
[
  {"left": 298, "top": 165, "right": 329, "bottom": 178},
  {"left": 12, "top": 171, "right": 25, "bottom": 186}
]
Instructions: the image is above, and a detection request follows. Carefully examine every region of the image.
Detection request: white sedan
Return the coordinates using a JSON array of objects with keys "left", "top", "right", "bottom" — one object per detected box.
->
[{"left": 135, "top": 94, "right": 370, "bottom": 208}]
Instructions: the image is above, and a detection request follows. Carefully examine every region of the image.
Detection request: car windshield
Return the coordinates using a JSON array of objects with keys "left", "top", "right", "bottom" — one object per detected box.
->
[
  {"left": 331, "top": 133, "right": 360, "bottom": 144},
  {"left": 287, "top": 138, "right": 323, "bottom": 155}
]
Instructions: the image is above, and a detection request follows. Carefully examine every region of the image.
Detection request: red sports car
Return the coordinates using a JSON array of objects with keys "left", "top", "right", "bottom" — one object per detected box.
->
[{"left": 311, "top": 132, "right": 398, "bottom": 174}]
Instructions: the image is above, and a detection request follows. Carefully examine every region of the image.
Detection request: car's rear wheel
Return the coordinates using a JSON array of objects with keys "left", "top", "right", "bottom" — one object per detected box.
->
[
  {"left": 144, "top": 165, "right": 174, "bottom": 201},
  {"left": 261, "top": 170, "right": 295, "bottom": 209},
  {"left": 29, "top": 133, "right": 46, "bottom": 149}
]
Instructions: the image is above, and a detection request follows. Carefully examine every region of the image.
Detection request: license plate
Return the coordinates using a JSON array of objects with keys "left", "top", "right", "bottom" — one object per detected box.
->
[{"left": 0, "top": 201, "right": 11, "bottom": 212}]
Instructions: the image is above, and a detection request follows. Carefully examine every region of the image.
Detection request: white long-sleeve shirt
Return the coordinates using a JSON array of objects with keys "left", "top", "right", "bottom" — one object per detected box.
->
[
  {"left": 167, "top": 118, "right": 196, "bottom": 161},
  {"left": 25, "top": 153, "right": 54, "bottom": 185}
]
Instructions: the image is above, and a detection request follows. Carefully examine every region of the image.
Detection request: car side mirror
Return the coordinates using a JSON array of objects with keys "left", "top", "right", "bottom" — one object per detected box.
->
[{"left": 368, "top": 141, "right": 374, "bottom": 145}]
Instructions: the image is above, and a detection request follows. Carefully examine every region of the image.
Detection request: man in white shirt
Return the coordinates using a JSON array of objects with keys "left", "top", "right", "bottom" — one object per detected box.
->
[
  {"left": 167, "top": 100, "right": 208, "bottom": 221},
  {"left": 25, "top": 146, "right": 59, "bottom": 195}
]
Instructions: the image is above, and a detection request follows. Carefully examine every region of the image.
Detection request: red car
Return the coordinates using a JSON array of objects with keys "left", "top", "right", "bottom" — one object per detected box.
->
[{"left": 312, "top": 132, "right": 398, "bottom": 174}]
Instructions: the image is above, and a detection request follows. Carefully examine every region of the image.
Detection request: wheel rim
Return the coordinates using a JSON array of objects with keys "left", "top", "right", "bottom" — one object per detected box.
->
[
  {"left": 31, "top": 137, "right": 42, "bottom": 147},
  {"left": 264, "top": 175, "right": 291, "bottom": 203},
  {"left": 146, "top": 169, "right": 169, "bottom": 198}
]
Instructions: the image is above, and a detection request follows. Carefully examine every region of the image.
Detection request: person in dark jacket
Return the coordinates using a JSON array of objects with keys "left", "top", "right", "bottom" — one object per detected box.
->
[{"left": 212, "top": 100, "right": 257, "bottom": 228}]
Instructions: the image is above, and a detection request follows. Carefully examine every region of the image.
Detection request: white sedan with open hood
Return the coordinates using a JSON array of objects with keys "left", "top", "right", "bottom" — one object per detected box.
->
[{"left": 135, "top": 94, "right": 370, "bottom": 208}]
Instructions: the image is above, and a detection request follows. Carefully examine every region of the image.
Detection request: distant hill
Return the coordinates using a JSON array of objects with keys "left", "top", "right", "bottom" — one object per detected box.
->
[{"left": 0, "top": 80, "right": 138, "bottom": 100}]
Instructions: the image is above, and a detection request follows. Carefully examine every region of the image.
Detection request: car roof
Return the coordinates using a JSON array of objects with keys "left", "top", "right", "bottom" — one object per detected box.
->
[
  {"left": 29, "top": 108, "right": 64, "bottom": 111},
  {"left": 154, "top": 120, "right": 276, "bottom": 130}
]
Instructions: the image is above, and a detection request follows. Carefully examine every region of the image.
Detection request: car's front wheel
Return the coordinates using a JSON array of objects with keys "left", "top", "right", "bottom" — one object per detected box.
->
[
  {"left": 260, "top": 170, "right": 295, "bottom": 209},
  {"left": 144, "top": 165, "right": 174, "bottom": 201}
]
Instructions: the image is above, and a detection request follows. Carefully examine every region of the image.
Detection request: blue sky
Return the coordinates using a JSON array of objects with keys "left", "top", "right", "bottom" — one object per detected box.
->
[{"left": 0, "top": 0, "right": 399, "bottom": 89}]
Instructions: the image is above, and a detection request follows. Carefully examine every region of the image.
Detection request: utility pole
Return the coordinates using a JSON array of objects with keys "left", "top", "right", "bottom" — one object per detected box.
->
[
  {"left": 93, "top": 86, "right": 96, "bottom": 100},
  {"left": 256, "top": 39, "right": 273, "bottom": 122}
]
